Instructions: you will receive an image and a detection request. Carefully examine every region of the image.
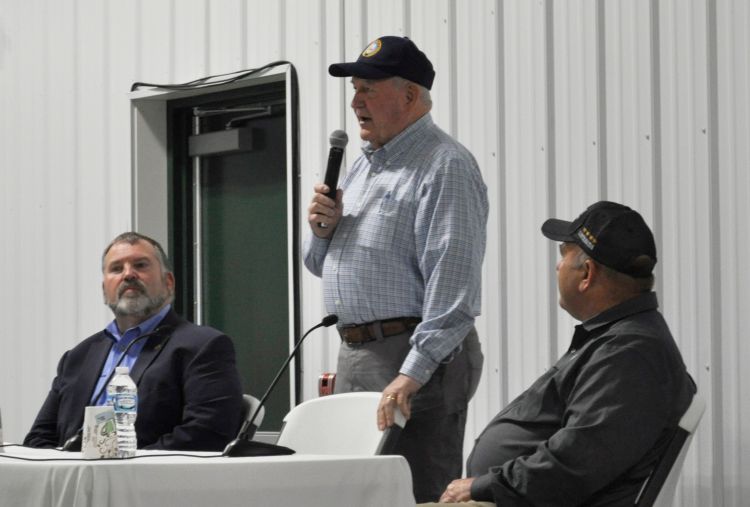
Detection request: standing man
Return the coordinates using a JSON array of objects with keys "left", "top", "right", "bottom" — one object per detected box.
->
[
  {"left": 433, "top": 201, "right": 696, "bottom": 506},
  {"left": 304, "top": 36, "right": 488, "bottom": 502},
  {"left": 25, "top": 232, "right": 243, "bottom": 451}
]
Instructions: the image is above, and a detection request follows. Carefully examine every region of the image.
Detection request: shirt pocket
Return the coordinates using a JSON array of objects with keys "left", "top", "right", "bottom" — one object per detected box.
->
[
  {"left": 357, "top": 188, "right": 414, "bottom": 251},
  {"left": 502, "top": 366, "right": 563, "bottom": 422}
]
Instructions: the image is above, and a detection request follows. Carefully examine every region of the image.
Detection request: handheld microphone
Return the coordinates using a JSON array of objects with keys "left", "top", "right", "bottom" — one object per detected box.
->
[
  {"left": 223, "top": 314, "right": 339, "bottom": 457},
  {"left": 61, "top": 325, "right": 174, "bottom": 452},
  {"left": 318, "top": 130, "right": 348, "bottom": 228}
]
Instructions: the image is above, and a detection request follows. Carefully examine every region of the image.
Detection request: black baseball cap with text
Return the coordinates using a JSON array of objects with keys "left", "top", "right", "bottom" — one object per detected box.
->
[
  {"left": 541, "top": 201, "right": 657, "bottom": 278},
  {"left": 328, "top": 36, "right": 435, "bottom": 90}
]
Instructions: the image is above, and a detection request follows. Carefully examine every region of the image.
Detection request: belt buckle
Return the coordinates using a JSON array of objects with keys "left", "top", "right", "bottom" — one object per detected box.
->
[{"left": 340, "top": 323, "right": 371, "bottom": 345}]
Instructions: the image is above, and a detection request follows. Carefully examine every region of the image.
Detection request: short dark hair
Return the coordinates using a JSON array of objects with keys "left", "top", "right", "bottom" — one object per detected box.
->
[
  {"left": 101, "top": 232, "right": 173, "bottom": 273},
  {"left": 575, "top": 249, "right": 655, "bottom": 293}
]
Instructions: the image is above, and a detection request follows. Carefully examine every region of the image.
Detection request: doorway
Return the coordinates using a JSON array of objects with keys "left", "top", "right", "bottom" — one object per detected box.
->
[{"left": 130, "top": 67, "right": 300, "bottom": 432}]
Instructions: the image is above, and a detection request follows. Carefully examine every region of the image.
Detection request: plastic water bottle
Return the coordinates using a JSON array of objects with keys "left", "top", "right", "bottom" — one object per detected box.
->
[{"left": 107, "top": 366, "right": 138, "bottom": 458}]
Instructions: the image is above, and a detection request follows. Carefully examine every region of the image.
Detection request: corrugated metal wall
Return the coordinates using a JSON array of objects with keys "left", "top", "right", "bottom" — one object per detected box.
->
[{"left": 1, "top": 1, "right": 747, "bottom": 504}]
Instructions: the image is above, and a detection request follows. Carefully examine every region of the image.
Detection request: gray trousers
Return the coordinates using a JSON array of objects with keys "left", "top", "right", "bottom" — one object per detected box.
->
[{"left": 334, "top": 327, "right": 483, "bottom": 503}]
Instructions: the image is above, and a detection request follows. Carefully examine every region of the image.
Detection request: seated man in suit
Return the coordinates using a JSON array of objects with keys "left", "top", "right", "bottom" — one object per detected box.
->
[
  {"left": 431, "top": 201, "right": 695, "bottom": 506},
  {"left": 24, "top": 232, "right": 243, "bottom": 451}
]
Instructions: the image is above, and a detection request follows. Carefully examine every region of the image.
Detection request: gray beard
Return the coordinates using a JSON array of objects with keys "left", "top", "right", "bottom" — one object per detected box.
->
[{"left": 108, "top": 291, "right": 168, "bottom": 320}]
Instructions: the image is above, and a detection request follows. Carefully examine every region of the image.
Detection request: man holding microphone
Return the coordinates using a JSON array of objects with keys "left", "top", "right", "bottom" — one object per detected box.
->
[{"left": 304, "top": 36, "right": 488, "bottom": 502}]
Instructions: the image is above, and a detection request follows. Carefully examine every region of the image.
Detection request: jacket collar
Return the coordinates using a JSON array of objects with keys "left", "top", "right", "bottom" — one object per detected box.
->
[{"left": 569, "top": 292, "right": 658, "bottom": 351}]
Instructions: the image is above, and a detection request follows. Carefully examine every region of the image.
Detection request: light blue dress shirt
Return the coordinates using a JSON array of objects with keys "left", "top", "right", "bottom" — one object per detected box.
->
[
  {"left": 90, "top": 304, "right": 172, "bottom": 405},
  {"left": 303, "top": 113, "right": 488, "bottom": 384}
]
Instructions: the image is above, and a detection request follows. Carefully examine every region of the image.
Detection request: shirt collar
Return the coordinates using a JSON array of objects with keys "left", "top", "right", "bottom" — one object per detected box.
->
[
  {"left": 582, "top": 292, "right": 658, "bottom": 331},
  {"left": 361, "top": 112, "right": 433, "bottom": 162},
  {"left": 569, "top": 292, "right": 659, "bottom": 350},
  {"left": 104, "top": 304, "right": 172, "bottom": 343}
]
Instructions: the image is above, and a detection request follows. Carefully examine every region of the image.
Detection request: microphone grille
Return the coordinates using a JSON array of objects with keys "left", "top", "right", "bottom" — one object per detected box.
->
[{"left": 329, "top": 130, "right": 348, "bottom": 149}]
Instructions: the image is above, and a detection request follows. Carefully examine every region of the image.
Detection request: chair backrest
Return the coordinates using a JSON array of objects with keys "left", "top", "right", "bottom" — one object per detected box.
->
[
  {"left": 635, "top": 393, "right": 706, "bottom": 507},
  {"left": 275, "top": 392, "right": 405, "bottom": 455},
  {"left": 239, "top": 394, "right": 264, "bottom": 438}
]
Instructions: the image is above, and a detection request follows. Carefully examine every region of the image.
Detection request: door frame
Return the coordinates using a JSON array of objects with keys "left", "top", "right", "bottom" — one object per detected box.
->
[{"left": 129, "top": 64, "right": 302, "bottom": 415}]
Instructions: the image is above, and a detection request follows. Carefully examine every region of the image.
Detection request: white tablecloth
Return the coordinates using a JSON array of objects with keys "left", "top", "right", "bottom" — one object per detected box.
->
[{"left": 0, "top": 445, "right": 415, "bottom": 507}]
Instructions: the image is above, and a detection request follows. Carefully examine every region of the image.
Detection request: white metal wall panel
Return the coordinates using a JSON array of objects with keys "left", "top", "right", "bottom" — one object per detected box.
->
[
  {"left": 173, "top": 0, "right": 210, "bottom": 80},
  {"left": 552, "top": 0, "right": 601, "bottom": 214},
  {"left": 244, "top": 0, "right": 284, "bottom": 67},
  {"left": 1, "top": 0, "right": 748, "bottom": 504},
  {"left": 340, "top": 2, "right": 369, "bottom": 142},
  {"left": 41, "top": 0, "right": 88, "bottom": 362},
  {"left": 503, "top": 0, "right": 555, "bottom": 399},
  {"left": 362, "top": 0, "right": 409, "bottom": 43},
  {"left": 0, "top": 0, "right": 19, "bottom": 437},
  {"left": 410, "top": 0, "right": 454, "bottom": 132},
  {"left": 551, "top": 0, "right": 602, "bottom": 358},
  {"left": 716, "top": 1, "right": 750, "bottom": 505},
  {"left": 0, "top": 0, "right": 120, "bottom": 445},
  {"left": 296, "top": 0, "right": 338, "bottom": 403},
  {"left": 107, "top": 1, "right": 137, "bottom": 230},
  {"left": 3, "top": 0, "right": 44, "bottom": 438},
  {"left": 137, "top": 0, "right": 173, "bottom": 82},
  {"left": 287, "top": 0, "right": 339, "bottom": 402},
  {"left": 208, "top": 0, "right": 245, "bottom": 75},
  {"left": 454, "top": 0, "right": 506, "bottom": 434},
  {"left": 603, "top": 0, "right": 656, "bottom": 212},
  {"left": 297, "top": 1, "right": 354, "bottom": 400},
  {"left": 659, "top": 1, "right": 717, "bottom": 506}
]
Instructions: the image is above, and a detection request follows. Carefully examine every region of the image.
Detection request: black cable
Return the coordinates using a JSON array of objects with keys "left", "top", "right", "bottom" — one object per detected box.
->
[{"left": 131, "top": 61, "right": 294, "bottom": 92}]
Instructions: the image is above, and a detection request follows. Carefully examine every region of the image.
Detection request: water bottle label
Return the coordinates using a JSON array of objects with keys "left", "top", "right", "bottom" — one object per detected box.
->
[{"left": 114, "top": 393, "right": 138, "bottom": 412}]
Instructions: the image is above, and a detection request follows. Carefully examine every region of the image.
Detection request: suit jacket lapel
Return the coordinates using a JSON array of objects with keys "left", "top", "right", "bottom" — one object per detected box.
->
[
  {"left": 130, "top": 310, "right": 182, "bottom": 384},
  {"left": 130, "top": 333, "right": 170, "bottom": 384},
  {"left": 72, "top": 334, "right": 113, "bottom": 420}
]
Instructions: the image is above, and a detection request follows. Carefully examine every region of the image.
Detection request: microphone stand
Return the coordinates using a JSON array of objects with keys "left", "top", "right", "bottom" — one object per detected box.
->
[
  {"left": 61, "top": 325, "right": 174, "bottom": 452},
  {"left": 223, "top": 315, "right": 338, "bottom": 457}
]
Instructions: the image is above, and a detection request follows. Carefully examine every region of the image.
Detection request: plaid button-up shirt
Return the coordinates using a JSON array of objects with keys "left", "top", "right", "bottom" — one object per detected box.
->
[{"left": 304, "top": 113, "right": 488, "bottom": 384}]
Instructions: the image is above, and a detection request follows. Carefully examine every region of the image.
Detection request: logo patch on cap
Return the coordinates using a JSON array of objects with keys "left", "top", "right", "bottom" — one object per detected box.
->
[
  {"left": 576, "top": 227, "right": 597, "bottom": 250},
  {"left": 362, "top": 39, "right": 382, "bottom": 57}
]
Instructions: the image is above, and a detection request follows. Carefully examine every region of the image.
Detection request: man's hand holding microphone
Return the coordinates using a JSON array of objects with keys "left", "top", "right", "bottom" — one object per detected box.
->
[
  {"left": 309, "top": 130, "right": 347, "bottom": 237},
  {"left": 308, "top": 183, "right": 343, "bottom": 238}
]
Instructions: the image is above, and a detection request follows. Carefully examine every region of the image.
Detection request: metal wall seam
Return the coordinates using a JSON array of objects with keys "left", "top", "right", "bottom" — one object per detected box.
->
[
  {"left": 595, "top": 0, "right": 608, "bottom": 198},
  {"left": 648, "top": 0, "right": 664, "bottom": 299},
  {"left": 543, "top": 0, "right": 557, "bottom": 364},
  {"left": 705, "top": 0, "right": 725, "bottom": 505}
]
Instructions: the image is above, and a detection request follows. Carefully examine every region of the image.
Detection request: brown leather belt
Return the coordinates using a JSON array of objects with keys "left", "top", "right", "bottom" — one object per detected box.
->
[{"left": 338, "top": 317, "right": 421, "bottom": 345}]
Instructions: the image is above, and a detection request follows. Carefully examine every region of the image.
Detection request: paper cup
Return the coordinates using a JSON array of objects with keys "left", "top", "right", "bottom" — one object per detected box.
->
[{"left": 82, "top": 406, "right": 118, "bottom": 459}]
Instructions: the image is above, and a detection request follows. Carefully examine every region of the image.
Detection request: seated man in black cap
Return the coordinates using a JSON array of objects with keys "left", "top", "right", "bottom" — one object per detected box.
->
[{"left": 431, "top": 201, "right": 696, "bottom": 506}]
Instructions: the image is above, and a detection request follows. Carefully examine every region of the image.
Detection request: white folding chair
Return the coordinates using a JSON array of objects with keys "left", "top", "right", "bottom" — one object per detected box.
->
[
  {"left": 635, "top": 393, "right": 706, "bottom": 506},
  {"left": 239, "top": 394, "right": 264, "bottom": 438},
  {"left": 275, "top": 392, "right": 405, "bottom": 455}
]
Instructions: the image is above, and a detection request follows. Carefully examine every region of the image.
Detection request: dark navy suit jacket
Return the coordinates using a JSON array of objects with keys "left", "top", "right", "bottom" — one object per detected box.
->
[{"left": 24, "top": 309, "right": 243, "bottom": 451}]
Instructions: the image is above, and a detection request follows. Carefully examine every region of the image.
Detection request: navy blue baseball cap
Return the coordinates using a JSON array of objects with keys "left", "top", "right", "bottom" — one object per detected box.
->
[
  {"left": 541, "top": 201, "right": 657, "bottom": 278},
  {"left": 328, "top": 36, "right": 435, "bottom": 90}
]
